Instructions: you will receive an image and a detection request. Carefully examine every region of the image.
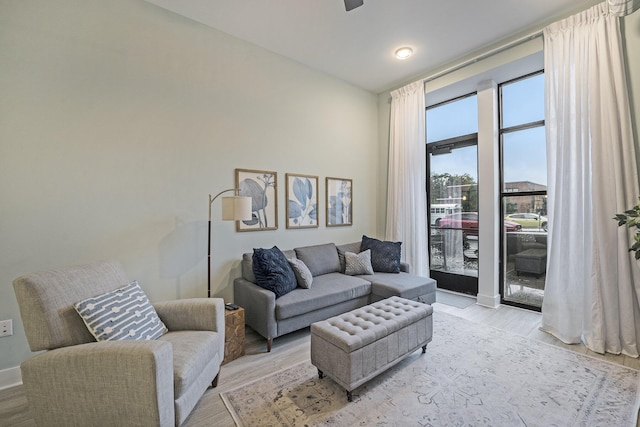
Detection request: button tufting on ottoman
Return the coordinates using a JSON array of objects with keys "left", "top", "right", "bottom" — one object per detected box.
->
[{"left": 310, "top": 296, "right": 433, "bottom": 401}]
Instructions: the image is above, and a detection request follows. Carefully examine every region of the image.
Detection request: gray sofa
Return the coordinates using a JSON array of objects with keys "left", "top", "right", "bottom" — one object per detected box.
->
[{"left": 234, "top": 242, "right": 436, "bottom": 351}]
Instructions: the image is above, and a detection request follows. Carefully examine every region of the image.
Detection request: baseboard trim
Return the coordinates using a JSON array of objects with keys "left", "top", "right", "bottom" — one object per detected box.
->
[
  {"left": 476, "top": 293, "right": 500, "bottom": 308},
  {"left": 0, "top": 366, "right": 22, "bottom": 391}
]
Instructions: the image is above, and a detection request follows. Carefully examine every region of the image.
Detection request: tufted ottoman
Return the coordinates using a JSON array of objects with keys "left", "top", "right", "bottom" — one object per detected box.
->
[{"left": 310, "top": 296, "right": 433, "bottom": 401}]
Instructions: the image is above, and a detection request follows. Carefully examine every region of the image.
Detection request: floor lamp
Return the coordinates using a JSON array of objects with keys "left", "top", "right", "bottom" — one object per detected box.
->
[{"left": 208, "top": 189, "right": 252, "bottom": 298}]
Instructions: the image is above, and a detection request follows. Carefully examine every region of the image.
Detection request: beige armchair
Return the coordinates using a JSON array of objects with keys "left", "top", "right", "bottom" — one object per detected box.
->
[{"left": 13, "top": 261, "right": 225, "bottom": 427}]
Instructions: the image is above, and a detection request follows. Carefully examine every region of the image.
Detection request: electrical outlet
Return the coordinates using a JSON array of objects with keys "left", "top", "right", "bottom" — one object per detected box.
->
[{"left": 0, "top": 319, "right": 13, "bottom": 337}]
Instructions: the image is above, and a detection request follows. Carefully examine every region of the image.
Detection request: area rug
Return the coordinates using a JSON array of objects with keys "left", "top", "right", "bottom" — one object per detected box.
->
[{"left": 221, "top": 312, "right": 640, "bottom": 426}]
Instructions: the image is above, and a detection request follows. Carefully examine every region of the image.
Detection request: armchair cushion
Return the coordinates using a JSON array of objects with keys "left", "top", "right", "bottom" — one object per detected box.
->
[
  {"left": 74, "top": 281, "right": 167, "bottom": 341},
  {"left": 158, "top": 331, "right": 221, "bottom": 399}
]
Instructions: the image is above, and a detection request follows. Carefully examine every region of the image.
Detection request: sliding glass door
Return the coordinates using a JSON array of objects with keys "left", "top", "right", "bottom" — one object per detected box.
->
[
  {"left": 426, "top": 94, "right": 479, "bottom": 295},
  {"left": 428, "top": 138, "right": 479, "bottom": 295}
]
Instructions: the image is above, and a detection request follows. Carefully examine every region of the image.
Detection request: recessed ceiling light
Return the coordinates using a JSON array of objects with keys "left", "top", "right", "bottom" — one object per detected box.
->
[{"left": 395, "top": 47, "right": 413, "bottom": 60}]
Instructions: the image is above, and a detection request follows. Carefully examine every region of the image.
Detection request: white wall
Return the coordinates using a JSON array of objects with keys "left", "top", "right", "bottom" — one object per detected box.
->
[{"left": 0, "top": 0, "right": 378, "bottom": 373}]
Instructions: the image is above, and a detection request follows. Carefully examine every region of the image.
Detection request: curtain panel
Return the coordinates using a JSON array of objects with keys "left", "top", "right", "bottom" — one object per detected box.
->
[
  {"left": 607, "top": 0, "right": 640, "bottom": 16},
  {"left": 386, "top": 80, "right": 428, "bottom": 276},
  {"left": 541, "top": 2, "right": 640, "bottom": 356}
]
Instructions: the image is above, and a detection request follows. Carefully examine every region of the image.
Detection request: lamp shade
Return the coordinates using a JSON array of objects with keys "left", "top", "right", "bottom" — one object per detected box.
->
[{"left": 221, "top": 196, "right": 252, "bottom": 221}]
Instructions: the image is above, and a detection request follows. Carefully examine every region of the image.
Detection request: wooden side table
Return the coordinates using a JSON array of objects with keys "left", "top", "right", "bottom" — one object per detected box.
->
[{"left": 223, "top": 306, "right": 245, "bottom": 364}]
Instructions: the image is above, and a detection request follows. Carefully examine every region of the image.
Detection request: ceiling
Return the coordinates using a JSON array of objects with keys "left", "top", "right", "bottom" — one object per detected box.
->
[{"left": 145, "top": 0, "right": 600, "bottom": 94}]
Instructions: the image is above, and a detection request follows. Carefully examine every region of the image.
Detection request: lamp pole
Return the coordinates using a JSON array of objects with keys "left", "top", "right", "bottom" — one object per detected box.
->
[{"left": 208, "top": 188, "right": 238, "bottom": 298}]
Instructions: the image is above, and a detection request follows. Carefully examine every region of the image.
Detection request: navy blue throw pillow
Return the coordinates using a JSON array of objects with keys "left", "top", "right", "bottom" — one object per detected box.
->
[
  {"left": 360, "top": 235, "right": 402, "bottom": 273},
  {"left": 252, "top": 246, "right": 297, "bottom": 298}
]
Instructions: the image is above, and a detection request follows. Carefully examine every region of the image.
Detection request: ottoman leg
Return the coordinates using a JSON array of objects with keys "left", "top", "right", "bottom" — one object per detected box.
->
[
  {"left": 347, "top": 390, "right": 353, "bottom": 402},
  {"left": 318, "top": 369, "right": 324, "bottom": 379},
  {"left": 422, "top": 345, "right": 427, "bottom": 354}
]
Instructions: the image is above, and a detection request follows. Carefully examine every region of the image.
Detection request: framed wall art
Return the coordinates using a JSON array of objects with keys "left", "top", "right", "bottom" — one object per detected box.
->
[
  {"left": 235, "top": 168, "right": 278, "bottom": 232},
  {"left": 286, "top": 173, "right": 318, "bottom": 229},
  {"left": 326, "top": 177, "right": 352, "bottom": 227}
]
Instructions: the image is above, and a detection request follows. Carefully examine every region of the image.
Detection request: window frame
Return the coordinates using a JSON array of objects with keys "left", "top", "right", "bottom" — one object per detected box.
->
[{"left": 498, "top": 69, "right": 546, "bottom": 311}]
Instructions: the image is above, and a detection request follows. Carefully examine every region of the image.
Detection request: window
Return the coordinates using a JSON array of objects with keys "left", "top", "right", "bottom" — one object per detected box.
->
[
  {"left": 499, "top": 71, "right": 547, "bottom": 310},
  {"left": 426, "top": 94, "right": 477, "bottom": 143},
  {"left": 423, "top": 38, "right": 544, "bottom": 307}
]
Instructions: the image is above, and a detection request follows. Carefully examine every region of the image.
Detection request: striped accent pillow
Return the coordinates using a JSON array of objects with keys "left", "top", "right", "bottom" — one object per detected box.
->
[{"left": 74, "top": 281, "right": 167, "bottom": 341}]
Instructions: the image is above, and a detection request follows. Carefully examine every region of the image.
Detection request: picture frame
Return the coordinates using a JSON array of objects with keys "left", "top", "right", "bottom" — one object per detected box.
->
[
  {"left": 286, "top": 173, "right": 319, "bottom": 229},
  {"left": 326, "top": 177, "right": 352, "bottom": 227},
  {"left": 235, "top": 168, "right": 278, "bottom": 232}
]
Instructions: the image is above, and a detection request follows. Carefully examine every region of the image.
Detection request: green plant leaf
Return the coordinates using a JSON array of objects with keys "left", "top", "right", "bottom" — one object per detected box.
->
[{"left": 613, "top": 198, "right": 640, "bottom": 261}]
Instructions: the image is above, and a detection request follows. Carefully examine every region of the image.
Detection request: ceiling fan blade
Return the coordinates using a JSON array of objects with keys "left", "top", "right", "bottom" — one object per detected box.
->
[{"left": 344, "top": 0, "right": 364, "bottom": 11}]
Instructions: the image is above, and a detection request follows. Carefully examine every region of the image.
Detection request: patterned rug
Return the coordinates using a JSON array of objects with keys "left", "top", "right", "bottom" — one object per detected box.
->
[{"left": 221, "top": 313, "right": 640, "bottom": 426}]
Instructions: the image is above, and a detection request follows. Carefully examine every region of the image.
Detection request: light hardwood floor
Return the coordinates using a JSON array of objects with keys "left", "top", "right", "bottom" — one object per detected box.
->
[{"left": 2, "top": 296, "right": 638, "bottom": 427}]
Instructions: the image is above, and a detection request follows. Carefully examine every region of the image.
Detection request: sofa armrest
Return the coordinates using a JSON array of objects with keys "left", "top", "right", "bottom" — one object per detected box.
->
[
  {"left": 21, "top": 340, "right": 174, "bottom": 427},
  {"left": 233, "top": 278, "right": 277, "bottom": 341},
  {"left": 154, "top": 298, "right": 224, "bottom": 334},
  {"left": 400, "top": 262, "right": 411, "bottom": 273}
]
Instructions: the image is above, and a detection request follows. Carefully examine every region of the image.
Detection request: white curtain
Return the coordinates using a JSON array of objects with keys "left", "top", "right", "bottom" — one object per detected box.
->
[
  {"left": 607, "top": 0, "right": 640, "bottom": 16},
  {"left": 386, "top": 80, "right": 428, "bottom": 276},
  {"left": 541, "top": 2, "right": 640, "bottom": 356}
]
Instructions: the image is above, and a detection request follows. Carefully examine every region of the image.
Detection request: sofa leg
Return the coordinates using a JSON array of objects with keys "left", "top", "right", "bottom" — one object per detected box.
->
[
  {"left": 211, "top": 373, "right": 220, "bottom": 388},
  {"left": 267, "top": 338, "right": 272, "bottom": 352}
]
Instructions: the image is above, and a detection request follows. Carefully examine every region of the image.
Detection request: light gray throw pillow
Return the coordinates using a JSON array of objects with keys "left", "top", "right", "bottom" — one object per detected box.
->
[
  {"left": 74, "top": 281, "right": 168, "bottom": 341},
  {"left": 344, "top": 249, "right": 374, "bottom": 276},
  {"left": 287, "top": 258, "right": 313, "bottom": 289}
]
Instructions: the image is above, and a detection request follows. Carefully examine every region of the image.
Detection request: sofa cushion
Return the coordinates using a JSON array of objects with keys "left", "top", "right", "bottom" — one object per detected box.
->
[
  {"left": 336, "top": 242, "right": 361, "bottom": 273},
  {"left": 275, "top": 273, "right": 371, "bottom": 320},
  {"left": 287, "top": 258, "right": 313, "bottom": 289},
  {"left": 344, "top": 250, "right": 374, "bottom": 276},
  {"left": 294, "top": 243, "right": 341, "bottom": 277},
  {"left": 252, "top": 247, "right": 297, "bottom": 298},
  {"left": 243, "top": 249, "right": 296, "bottom": 283},
  {"left": 362, "top": 272, "right": 437, "bottom": 301},
  {"left": 361, "top": 235, "right": 402, "bottom": 273},
  {"left": 74, "top": 281, "right": 168, "bottom": 341},
  {"left": 157, "top": 330, "right": 221, "bottom": 399}
]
